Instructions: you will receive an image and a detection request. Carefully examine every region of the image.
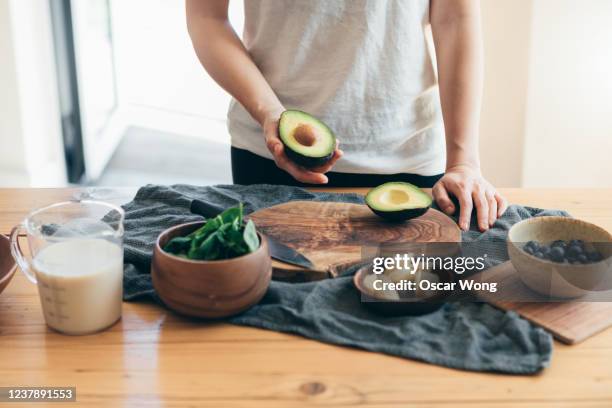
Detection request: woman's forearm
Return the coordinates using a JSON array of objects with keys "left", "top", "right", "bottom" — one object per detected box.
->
[
  {"left": 430, "top": 0, "right": 483, "bottom": 170},
  {"left": 186, "top": 0, "right": 283, "bottom": 125}
]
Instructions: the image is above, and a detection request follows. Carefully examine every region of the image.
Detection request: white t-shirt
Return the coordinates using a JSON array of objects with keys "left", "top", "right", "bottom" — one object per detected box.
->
[{"left": 228, "top": 0, "right": 445, "bottom": 176}]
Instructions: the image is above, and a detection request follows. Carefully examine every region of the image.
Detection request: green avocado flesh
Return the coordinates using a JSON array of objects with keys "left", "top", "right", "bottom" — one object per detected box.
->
[
  {"left": 366, "top": 182, "right": 432, "bottom": 221},
  {"left": 278, "top": 110, "right": 336, "bottom": 168}
]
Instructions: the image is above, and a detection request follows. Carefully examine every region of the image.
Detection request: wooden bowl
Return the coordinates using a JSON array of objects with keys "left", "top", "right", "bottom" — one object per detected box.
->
[
  {"left": 353, "top": 265, "right": 453, "bottom": 316},
  {"left": 152, "top": 222, "right": 272, "bottom": 318},
  {"left": 0, "top": 234, "right": 17, "bottom": 295},
  {"left": 507, "top": 216, "right": 612, "bottom": 299}
]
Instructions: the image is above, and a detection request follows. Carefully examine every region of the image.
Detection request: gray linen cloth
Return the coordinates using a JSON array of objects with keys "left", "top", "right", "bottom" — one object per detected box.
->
[{"left": 121, "top": 184, "right": 562, "bottom": 374}]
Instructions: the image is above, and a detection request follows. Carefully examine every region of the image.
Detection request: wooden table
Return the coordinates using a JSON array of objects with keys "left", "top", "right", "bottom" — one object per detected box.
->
[{"left": 1, "top": 188, "right": 612, "bottom": 407}]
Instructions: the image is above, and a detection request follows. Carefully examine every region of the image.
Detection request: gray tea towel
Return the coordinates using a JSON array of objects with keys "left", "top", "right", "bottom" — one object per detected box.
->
[{"left": 121, "top": 184, "right": 564, "bottom": 374}]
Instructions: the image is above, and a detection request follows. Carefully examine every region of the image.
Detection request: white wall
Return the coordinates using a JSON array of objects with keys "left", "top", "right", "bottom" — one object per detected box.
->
[
  {"left": 0, "top": 0, "right": 66, "bottom": 187},
  {"left": 522, "top": 0, "right": 612, "bottom": 187},
  {"left": 0, "top": 0, "right": 28, "bottom": 184},
  {"left": 479, "top": 0, "right": 612, "bottom": 187},
  {"left": 480, "top": 0, "right": 533, "bottom": 187}
]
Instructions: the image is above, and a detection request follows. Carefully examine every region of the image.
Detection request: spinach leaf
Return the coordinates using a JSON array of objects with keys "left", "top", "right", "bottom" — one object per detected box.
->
[
  {"left": 163, "top": 203, "right": 260, "bottom": 261},
  {"left": 243, "top": 219, "right": 259, "bottom": 253},
  {"left": 164, "top": 236, "right": 193, "bottom": 254},
  {"left": 191, "top": 231, "right": 222, "bottom": 260},
  {"left": 219, "top": 203, "right": 243, "bottom": 225}
]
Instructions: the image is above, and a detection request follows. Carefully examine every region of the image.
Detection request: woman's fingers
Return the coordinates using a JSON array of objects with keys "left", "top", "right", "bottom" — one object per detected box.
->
[
  {"left": 432, "top": 182, "right": 455, "bottom": 215},
  {"left": 327, "top": 148, "right": 344, "bottom": 167},
  {"left": 265, "top": 122, "right": 340, "bottom": 184},
  {"left": 308, "top": 140, "right": 343, "bottom": 173},
  {"left": 486, "top": 190, "right": 498, "bottom": 227},
  {"left": 265, "top": 136, "right": 282, "bottom": 153},
  {"left": 287, "top": 165, "right": 328, "bottom": 184},
  {"left": 273, "top": 145, "right": 328, "bottom": 184},
  {"left": 495, "top": 192, "right": 508, "bottom": 217},
  {"left": 264, "top": 122, "right": 283, "bottom": 154},
  {"left": 268, "top": 138, "right": 327, "bottom": 184},
  {"left": 309, "top": 148, "right": 344, "bottom": 174},
  {"left": 433, "top": 167, "right": 506, "bottom": 231},
  {"left": 450, "top": 184, "right": 473, "bottom": 231},
  {"left": 436, "top": 179, "right": 473, "bottom": 231},
  {"left": 472, "top": 187, "right": 489, "bottom": 232}
]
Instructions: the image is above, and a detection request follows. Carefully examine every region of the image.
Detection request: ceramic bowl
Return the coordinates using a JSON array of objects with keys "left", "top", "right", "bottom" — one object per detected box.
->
[
  {"left": 353, "top": 265, "right": 453, "bottom": 316},
  {"left": 507, "top": 216, "right": 612, "bottom": 299},
  {"left": 152, "top": 222, "right": 272, "bottom": 318},
  {"left": 0, "top": 234, "right": 17, "bottom": 296}
]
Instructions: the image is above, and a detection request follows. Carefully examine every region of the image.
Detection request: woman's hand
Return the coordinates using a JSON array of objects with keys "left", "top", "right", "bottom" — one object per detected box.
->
[
  {"left": 263, "top": 113, "right": 343, "bottom": 184},
  {"left": 433, "top": 164, "right": 508, "bottom": 232},
  {"left": 430, "top": 1, "right": 505, "bottom": 231},
  {"left": 187, "top": 0, "right": 338, "bottom": 183}
]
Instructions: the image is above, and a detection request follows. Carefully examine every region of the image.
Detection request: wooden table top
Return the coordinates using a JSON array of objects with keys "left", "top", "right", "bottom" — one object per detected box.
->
[{"left": 1, "top": 187, "right": 612, "bottom": 407}]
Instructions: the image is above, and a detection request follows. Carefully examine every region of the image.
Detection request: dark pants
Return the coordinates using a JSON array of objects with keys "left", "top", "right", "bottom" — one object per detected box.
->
[{"left": 231, "top": 147, "right": 443, "bottom": 188}]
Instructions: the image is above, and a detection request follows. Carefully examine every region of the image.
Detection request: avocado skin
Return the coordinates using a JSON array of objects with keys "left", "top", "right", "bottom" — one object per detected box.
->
[
  {"left": 369, "top": 206, "right": 430, "bottom": 222},
  {"left": 282, "top": 143, "right": 334, "bottom": 168},
  {"left": 278, "top": 110, "right": 336, "bottom": 169},
  {"left": 365, "top": 181, "right": 432, "bottom": 222}
]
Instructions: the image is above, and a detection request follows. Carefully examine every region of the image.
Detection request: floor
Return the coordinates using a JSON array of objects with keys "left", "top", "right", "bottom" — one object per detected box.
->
[{"left": 93, "top": 126, "right": 232, "bottom": 187}]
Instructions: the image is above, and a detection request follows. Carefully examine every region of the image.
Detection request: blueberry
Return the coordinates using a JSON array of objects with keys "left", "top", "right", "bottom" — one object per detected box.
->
[
  {"left": 587, "top": 251, "right": 603, "bottom": 262},
  {"left": 534, "top": 251, "right": 545, "bottom": 259},
  {"left": 549, "top": 246, "right": 565, "bottom": 262},
  {"left": 526, "top": 240, "right": 539, "bottom": 251},
  {"left": 540, "top": 246, "right": 551, "bottom": 255},
  {"left": 523, "top": 245, "right": 534, "bottom": 255},
  {"left": 552, "top": 241, "right": 568, "bottom": 251},
  {"left": 577, "top": 254, "right": 588, "bottom": 264},
  {"left": 567, "top": 245, "right": 583, "bottom": 258},
  {"left": 569, "top": 239, "right": 585, "bottom": 248}
]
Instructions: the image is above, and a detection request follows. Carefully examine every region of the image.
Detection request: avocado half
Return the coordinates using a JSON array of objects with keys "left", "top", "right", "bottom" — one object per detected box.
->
[
  {"left": 366, "top": 182, "right": 432, "bottom": 221},
  {"left": 278, "top": 110, "right": 336, "bottom": 168}
]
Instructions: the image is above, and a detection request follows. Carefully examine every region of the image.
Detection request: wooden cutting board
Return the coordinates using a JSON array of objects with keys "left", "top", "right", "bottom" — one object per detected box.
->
[
  {"left": 249, "top": 201, "right": 461, "bottom": 281},
  {"left": 473, "top": 261, "right": 612, "bottom": 344}
]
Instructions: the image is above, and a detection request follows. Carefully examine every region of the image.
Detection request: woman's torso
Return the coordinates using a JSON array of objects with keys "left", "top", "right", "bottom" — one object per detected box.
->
[{"left": 228, "top": 0, "right": 445, "bottom": 175}]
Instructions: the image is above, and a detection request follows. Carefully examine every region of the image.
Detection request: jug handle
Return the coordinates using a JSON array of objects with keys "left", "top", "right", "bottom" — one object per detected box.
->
[{"left": 10, "top": 224, "right": 37, "bottom": 284}]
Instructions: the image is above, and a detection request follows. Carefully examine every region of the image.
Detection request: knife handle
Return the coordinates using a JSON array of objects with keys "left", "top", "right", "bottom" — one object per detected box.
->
[{"left": 190, "top": 200, "right": 225, "bottom": 219}]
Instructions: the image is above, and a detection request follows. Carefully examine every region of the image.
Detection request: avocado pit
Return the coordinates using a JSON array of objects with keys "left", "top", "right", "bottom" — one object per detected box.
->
[
  {"left": 293, "top": 124, "right": 318, "bottom": 147},
  {"left": 278, "top": 110, "right": 336, "bottom": 168}
]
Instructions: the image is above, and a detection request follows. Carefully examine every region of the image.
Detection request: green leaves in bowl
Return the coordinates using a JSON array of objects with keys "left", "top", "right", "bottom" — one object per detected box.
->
[{"left": 163, "top": 203, "right": 260, "bottom": 261}]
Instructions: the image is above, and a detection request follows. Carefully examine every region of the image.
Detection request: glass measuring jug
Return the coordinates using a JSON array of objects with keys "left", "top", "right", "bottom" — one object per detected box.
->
[{"left": 10, "top": 201, "right": 124, "bottom": 335}]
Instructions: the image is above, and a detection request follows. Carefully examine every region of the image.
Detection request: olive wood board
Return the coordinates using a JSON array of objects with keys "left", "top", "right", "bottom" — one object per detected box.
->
[
  {"left": 472, "top": 261, "right": 612, "bottom": 344},
  {"left": 248, "top": 201, "right": 461, "bottom": 281}
]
